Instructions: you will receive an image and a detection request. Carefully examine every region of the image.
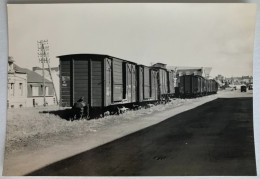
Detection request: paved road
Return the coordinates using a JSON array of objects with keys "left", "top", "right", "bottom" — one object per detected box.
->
[{"left": 28, "top": 97, "right": 256, "bottom": 176}]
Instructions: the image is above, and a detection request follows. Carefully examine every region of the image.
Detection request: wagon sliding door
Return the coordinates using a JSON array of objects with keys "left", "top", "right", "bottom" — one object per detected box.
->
[
  {"left": 112, "top": 58, "right": 123, "bottom": 102},
  {"left": 144, "top": 67, "right": 150, "bottom": 100},
  {"left": 125, "top": 63, "right": 136, "bottom": 103},
  {"left": 168, "top": 71, "right": 174, "bottom": 94},
  {"left": 138, "top": 66, "right": 144, "bottom": 102},
  {"left": 131, "top": 65, "right": 136, "bottom": 102},
  {"left": 151, "top": 70, "right": 158, "bottom": 100},
  {"left": 159, "top": 69, "right": 168, "bottom": 95}
]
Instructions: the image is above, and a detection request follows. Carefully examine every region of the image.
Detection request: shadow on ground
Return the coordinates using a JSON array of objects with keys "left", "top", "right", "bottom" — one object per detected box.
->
[
  {"left": 40, "top": 109, "right": 73, "bottom": 121},
  {"left": 28, "top": 97, "right": 256, "bottom": 176}
]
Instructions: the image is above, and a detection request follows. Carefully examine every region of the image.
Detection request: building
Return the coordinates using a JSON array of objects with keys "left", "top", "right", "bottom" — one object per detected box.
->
[
  {"left": 14, "top": 65, "right": 56, "bottom": 107},
  {"left": 167, "top": 66, "right": 212, "bottom": 78},
  {"left": 242, "top": 76, "right": 253, "bottom": 84},
  {"left": 32, "top": 66, "right": 60, "bottom": 102},
  {"left": 7, "top": 56, "right": 57, "bottom": 107},
  {"left": 167, "top": 66, "right": 212, "bottom": 87},
  {"left": 226, "top": 76, "right": 253, "bottom": 85},
  {"left": 7, "top": 57, "right": 27, "bottom": 108},
  {"left": 215, "top": 74, "right": 225, "bottom": 82}
]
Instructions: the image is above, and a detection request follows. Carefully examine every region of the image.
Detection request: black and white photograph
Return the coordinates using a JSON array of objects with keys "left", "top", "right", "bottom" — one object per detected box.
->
[{"left": 1, "top": 3, "right": 258, "bottom": 176}]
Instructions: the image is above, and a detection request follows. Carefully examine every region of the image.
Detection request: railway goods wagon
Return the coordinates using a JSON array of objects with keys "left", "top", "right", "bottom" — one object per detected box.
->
[
  {"left": 179, "top": 75, "right": 193, "bottom": 98},
  {"left": 59, "top": 54, "right": 137, "bottom": 112},
  {"left": 178, "top": 75, "right": 218, "bottom": 98},
  {"left": 150, "top": 67, "right": 168, "bottom": 99},
  {"left": 137, "top": 65, "right": 158, "bottom": 102}
]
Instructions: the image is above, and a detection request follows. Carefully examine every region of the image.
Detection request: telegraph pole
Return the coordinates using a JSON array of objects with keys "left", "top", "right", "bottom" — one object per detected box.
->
[
  {"left": 37, "top": 40, "right": 59, "bottom": 106},
  {"left": 38, "top": 40, "right": 48, "bottom": 106}
]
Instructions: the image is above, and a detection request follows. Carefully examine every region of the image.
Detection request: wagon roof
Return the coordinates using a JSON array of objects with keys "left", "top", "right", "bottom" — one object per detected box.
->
[{"left": 57, "top": 54, "right": 137, "bottom": 64}]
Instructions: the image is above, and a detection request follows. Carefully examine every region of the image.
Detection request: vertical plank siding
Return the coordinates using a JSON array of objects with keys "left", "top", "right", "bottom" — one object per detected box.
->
[
  {"left": 137, "top": 66, "right": 143, "bottom": 102},
  {"left": 112, "top": 58, "right": 123, "bottom": 102},
  {"left": 168, "top": 71, "right": 174, "bottom": 94},
  {"left": 74, "top": 60, "right": 88, "bottom": 104},
  {"left": 144, "top": 67, "right": 150, "bottom": 99},
  {"left": 151, "top": 70, "right": 158, "bottom": 100},
  {"left": 91, "top": 60, "right": 102, "bottom": 107}
]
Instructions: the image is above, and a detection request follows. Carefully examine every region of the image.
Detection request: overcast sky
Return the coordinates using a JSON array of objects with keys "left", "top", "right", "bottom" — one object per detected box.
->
[{"left": 7, "top": 3, "right": 256, "bottom": 78}]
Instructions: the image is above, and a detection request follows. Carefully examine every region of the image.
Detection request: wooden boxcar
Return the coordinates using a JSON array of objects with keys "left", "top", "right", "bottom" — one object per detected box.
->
[
  {"left": 137, "top": 65, "right": 158, "bottom": 102},
  {"left": 151, "top": 66, "right": 175, "bottom": 100},
  {"left": 58, "top": 54, "right": 137, "bottom": 111},
  {"left": 179, "top": 75, "right": 193, "bottom": 98}
]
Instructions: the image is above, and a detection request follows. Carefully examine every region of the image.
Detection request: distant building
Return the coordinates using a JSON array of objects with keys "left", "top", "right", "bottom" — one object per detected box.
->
[
  {"left": 167, "top": 66, "right": 212, "bottom": 79},
  {"left": 7, "top": 57, "right": 27, "bottom": 108},
  {"left": 14, "top": 65, "right": 56, "bottom": 107},
  {"left": 226, "top": 76, "right": 253, "bottom": 85},
  {"left": 215, "top": 74, "right": 225, "bottom": 82},
  {"left": 165, "top": 66, "right": 212, "bottom": 88},
  {"left": 32, "top": 66, "right": 60, "bottom": 102},
  {"left": 242, "top": 76, "right": 253, "bottom": 84}
]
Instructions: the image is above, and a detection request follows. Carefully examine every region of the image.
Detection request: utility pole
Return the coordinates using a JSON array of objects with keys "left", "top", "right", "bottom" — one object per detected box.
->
[
  {"left": 38, "top": 40, "right": 48, "bottom": 106},
  {"left": 38, "top": 40, "right": 59, "bottom": 106}
]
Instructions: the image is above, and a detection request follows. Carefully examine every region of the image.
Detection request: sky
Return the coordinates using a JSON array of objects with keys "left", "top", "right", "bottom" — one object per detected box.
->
[{"left": 7, "top": 3, "right": 257, "bottom": 78}]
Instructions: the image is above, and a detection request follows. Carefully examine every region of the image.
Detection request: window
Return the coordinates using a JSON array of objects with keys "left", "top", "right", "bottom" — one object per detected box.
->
[
  {"left": 10, "top": 83, "right": 14, "bottom": 96},
  {"left": 45, "top": 87, "right": 49, "bottom": 96},
  {"left": 19, "top": 83, "right": 23, "bottom": 96},
  {"left": 32, "top": 86, "right": 39, "bottom": 96},
  {"left": 8, "top": 83, "right": 14, "bottom": 96}
]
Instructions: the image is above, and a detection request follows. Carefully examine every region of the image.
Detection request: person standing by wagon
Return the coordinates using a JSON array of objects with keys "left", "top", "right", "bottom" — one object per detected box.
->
[{"left": 72, "top": 96, "right": 88, "bottom": 120}]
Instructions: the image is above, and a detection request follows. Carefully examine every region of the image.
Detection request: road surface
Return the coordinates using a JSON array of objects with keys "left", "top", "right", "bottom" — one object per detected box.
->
[{"left": 28, "top": 97, "right": 256, "bottom": 176}]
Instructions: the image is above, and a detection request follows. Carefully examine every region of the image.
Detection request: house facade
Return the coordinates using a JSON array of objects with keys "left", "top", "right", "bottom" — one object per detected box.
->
[
  {"left": 32, "top": 66, "right": 60, "bottom": 102},
  {"left": 14, "top": 65, "right": 56, "bottom": 107},
  {"left": 7, "top": 56, "right": 56, "bottom": 108},
  {"left": 7, "top": 57, "right": 27, "bottom": 108}
]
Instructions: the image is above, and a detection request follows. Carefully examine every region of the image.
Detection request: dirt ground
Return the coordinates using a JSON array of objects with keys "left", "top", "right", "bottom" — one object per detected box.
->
[{"left": 2, "top": 89, "right": 253, "bottom": 176}]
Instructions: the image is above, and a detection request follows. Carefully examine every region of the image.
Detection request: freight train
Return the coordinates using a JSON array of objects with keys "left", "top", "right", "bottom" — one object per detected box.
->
[{"left": 58, "top": 54, "right": 218, "bottom": 117}]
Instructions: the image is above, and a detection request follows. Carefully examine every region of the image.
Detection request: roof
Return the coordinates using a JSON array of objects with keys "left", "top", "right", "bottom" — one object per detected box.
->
[
  {"left": 57, "top": 53, "right": 108, "bottom": 58},
  {"left": 167, "top": 66, "right": 205, "bottom": 70},
  {"left": 57, "top": 54, "right": 137, "bottom": 64},
  {"left": 14, "top": 64, "right": 51, "bottom": 83},
  {"left": 32, "top": 66, "right": 59, "bottom": 72},
  {"left": 152, "top": 63, "right": 167, "bottom": 69}
]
